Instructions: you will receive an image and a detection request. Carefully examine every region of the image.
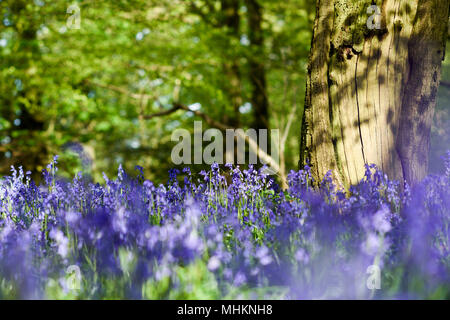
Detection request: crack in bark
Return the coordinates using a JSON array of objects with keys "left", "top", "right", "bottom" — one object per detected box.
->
[{"left": 355, "top": 49, "right": 367, "bottom": 165}]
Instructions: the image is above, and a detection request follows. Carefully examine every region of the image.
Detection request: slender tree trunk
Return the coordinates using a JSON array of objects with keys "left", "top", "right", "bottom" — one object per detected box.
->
[
  {"left": 246, "top": 0, "right": 269, "bottom": 130},
  {"left": 300, "top": 0, "right": 449, "bottom": 187},
  {"left": 2, "top": 0, "right": 46, "bottom": 174},
  {"left": 221, "top": 0, "right": 243, "bottom": 127}
]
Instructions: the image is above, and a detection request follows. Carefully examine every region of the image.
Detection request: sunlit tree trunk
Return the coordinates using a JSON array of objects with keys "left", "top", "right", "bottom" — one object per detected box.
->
[{"left": 300, "top": 0, "right": 449, "bottom": 187}]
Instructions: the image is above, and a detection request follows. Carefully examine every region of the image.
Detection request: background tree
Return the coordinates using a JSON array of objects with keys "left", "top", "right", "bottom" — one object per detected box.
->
[{"left": 300, "top": 0, "right": 449, "bottom": 186}]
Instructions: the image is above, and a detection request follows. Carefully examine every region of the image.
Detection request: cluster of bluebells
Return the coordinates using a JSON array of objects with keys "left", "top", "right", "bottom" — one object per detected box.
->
[{"left": 0, "top": 154, "right": 449, "bottom": 299}]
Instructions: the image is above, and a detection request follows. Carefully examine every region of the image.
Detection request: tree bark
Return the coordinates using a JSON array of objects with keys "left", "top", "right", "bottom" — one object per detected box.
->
[
  {"left": 300, "top": 0, "right": 449, "bottom": 187},
  {"left": 396, "top": 0, "right": 449, "bottom": 184}
]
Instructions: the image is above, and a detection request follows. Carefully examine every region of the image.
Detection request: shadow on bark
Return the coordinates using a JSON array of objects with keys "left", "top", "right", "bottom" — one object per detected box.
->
[{"left": 300, "top": 0, "right": 449, "bottom": 188}]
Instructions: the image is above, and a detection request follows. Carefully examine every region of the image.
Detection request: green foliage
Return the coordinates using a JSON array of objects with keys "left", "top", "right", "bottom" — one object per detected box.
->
[
  {"left": 143, "top": 260, "right": 221, "bottom": 300},
  {"left": 0, "top": 0, "right": 314, "bottom": 183}
]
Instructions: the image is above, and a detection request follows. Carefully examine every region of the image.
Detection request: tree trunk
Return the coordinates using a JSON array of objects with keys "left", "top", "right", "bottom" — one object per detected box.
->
[
  {"left": 1, "top": 0, "right": 47, "bottom": 175},
  {"left": 300, "top": 0, "right": 449, "bottom": 187},
  {"left": 246, "top": 0, "right": 269, "bottom": 130},
  {"left": 221, "top": 0, "right": 243, "bottom": 127}
]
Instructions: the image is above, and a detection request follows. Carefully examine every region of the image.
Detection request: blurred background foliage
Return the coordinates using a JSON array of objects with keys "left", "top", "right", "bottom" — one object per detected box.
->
[{"left": 0, "top": 0, "right": 448, "bottom": 184}]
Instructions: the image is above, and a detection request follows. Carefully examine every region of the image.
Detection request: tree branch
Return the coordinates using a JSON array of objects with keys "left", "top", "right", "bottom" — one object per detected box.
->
[
  {"left": 84, "top": 79, "right": 155, "bottom": 100},
  {"left": 142, "top": 105, "right": 182, "bottom": 120},
  {"left": 145, "top": 101, "right": 282, "bottom": 180},
  {"left": 281, "top": 88, "right": 299, "bottom": 148},
  {"left": 175, "top": 103, "right": 230, "bottom": 131},
  {"left": 84, "top": 78, "right": 285, "bottom": 183}
]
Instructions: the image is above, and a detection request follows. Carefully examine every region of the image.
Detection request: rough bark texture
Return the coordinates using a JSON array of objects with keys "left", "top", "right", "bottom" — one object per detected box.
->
[
  {"left": 300, "top": 0, "right": 449, "bottom": 187},
  {"left": 301, "top": 0, "right": 339, "bottom": 184},
  {"left": 396, "top": 0, "right": 449, "bottom": 184}
]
